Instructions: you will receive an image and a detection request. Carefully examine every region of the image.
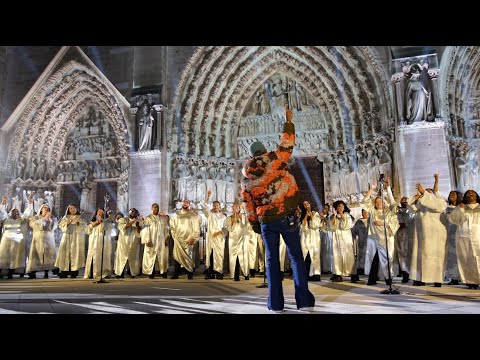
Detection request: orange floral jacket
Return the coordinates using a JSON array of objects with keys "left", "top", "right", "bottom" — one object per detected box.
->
[{"left": 241, "top": 122, "right": 300, "bottom": 225}]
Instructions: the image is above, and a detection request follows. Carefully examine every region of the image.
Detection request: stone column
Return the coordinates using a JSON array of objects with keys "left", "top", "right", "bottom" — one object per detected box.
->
[
  {"left": 129, "top": 107, "right": 138, "bottom": 151},
  {"left": 391, "top": 73, "right": 404, "bottom": 122},
  {"left": 429, "top": 68, "right": 441, "bottom": 118},
  {"left": 153, "top": 104, "right": 169, "bottom": 212},
  {"left": 54, "top": 183, "right": 63, "bottom": 218}
]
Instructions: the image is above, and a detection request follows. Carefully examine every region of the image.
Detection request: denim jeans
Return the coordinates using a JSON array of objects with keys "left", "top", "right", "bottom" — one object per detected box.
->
[{"left": 261, "top": 215, "right": 315, "bottom": 311}]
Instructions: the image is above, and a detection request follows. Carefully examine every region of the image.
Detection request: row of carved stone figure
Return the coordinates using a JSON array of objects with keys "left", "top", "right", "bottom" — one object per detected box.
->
[
  {"left": 9, "top": 188, "right": 55, "bottom": 214},
  {"left": 62, "top": 135, "right": 118, "bottom": 160},
  {"left": 171, "top": 158, "right": 237, "bottom": 205},
  {"left": 327, "top": 143, "right": 392, "bottom": 198},
  {"left": 56, "top": 158, "right": 124, "bottom": 182},
  {"left": 250, "top": 78, "right": 314, "bottom": 116},
  {"left": 239, "top": 110, "right": 326, "bottom": 137},
  {"left": 454, "top": 147, "right": 479, "bottom": 193}
]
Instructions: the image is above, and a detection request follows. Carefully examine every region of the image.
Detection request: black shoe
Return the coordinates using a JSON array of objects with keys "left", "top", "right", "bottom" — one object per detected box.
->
[
  {"left": 170, "top": 274, "right": 179, "bottom": 279},
  {"left": 161, "top": 273, "right": 168, "bottom": 278},
  {"left": 44, "top": 271, "right": 49, "bottom": 279},
  {"left": 234, "top": 277, "right": 240, "bottom": 281},
  {"left": 366, "top": 281, "right": 377, "bottom": 286},
  {"left": 187, "top": 272, "right": 193, "bottom": 280},
  {"left": 19, "top": 273, "right": 25, "bottom": 278},
  {"left": 332, "top": 275, "right": 343, "bottom": 282},
  {"left": 257, "top": 271, "right": 264, "bottom": 276},
  {"left": 448, "top": 279, "right": 460, "bottom": 285},
  {"left": 116, "top": 274, "right": 124, "bottom": 278},
  {"left": 216, "top": 273, "right": 224, "bottom": 280},
  {"left": 244, "top": 275, "right": 249, "bottom": 280},
  {"left": 149, "top": 274, "right": 155, "bottom": 279},
  {"left": 250, "top": 269, "right": 255, "bottom": 278},
  {"left": 413, "top": 280, "right": 424, "bottom": 286},
  {"left": 28, "top": 272, "right": 36, "bottom": 279},
  {"left": 311, "top": 275, "right": 321, "bottom": 282},
  {"left": 350, "top": 274, "right": 359, "bottom": 283},
  {"left": 433, "top": 283, "right": 441, "bottom": 287},
  {"left": 402, "top": 272, "right": 410, "bottom": 283}
]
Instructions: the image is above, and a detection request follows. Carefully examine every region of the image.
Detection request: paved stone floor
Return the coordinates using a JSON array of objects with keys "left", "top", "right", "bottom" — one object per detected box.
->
[{"left": 0, "top": 272, "right": 479, "bottom": 314}]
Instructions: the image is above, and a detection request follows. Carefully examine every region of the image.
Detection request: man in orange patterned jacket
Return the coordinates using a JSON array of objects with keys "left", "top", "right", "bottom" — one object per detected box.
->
[{"left": 241, "top": 105, "right": 315, "bottom": 313}]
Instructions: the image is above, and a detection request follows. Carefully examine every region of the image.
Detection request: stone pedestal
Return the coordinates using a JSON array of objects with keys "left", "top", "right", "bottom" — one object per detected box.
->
[
  {"left": 395, "top": 121, "right": 453, "bottom": 198},
  {"left": 129, "top": 150, "right": 164, "bottom": 216}
]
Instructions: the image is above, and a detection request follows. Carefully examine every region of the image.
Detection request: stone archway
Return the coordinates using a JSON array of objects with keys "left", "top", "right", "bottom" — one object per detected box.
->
[
  {"left": 169, "top": 46, "right": 394, "bottom": 209},
  {"left": 5, "top": 53, "right": 131, "bottom": 217},
  {"left": 439, "top": 46, "right": 480, "bottom": 192}
]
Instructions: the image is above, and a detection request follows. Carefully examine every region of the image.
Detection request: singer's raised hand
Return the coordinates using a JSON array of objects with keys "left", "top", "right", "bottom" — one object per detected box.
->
[{"left": 285, "top": 104, "right": 293, "bottom": 123}]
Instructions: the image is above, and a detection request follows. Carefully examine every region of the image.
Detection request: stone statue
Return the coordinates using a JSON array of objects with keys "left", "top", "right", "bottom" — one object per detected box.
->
[
  {"left": 405, "top": 63, "right": 434, "bottom": 124},
  {"left": 138, "top": 100, "right": 155, "bottom": 151},
  {"left": 454, "top": 148, "right": 468, "bottom": 192},
  {"left": 44, "top": 191, "right": 55, "bottom": 214},
  {"left": 11, "top": 187, "right": 23, "bottom": 212}
]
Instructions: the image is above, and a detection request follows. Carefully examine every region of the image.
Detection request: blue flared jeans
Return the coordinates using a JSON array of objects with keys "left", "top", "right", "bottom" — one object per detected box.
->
[{"left": 261, "top": 216, "right": 315, "bottom": 311}]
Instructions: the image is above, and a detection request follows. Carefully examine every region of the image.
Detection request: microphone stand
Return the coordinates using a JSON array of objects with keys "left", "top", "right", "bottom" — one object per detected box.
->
[
  {"left": 378, "top": 180, "right": 399, "bottom": 295},
  {"left": 94, "top": 195, "right": 109, "bottom": 284}
]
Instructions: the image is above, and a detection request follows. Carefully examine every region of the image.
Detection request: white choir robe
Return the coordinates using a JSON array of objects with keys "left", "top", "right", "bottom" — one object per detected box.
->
[
  {"left": 448, "top": 203, "right": 480, "bottom": 285},
  {"left": 55, "top": 215, "right": 86, "bottom": 272},
  {"left": 444, "top": 205, "right": 461, "bottom": 281},
  {"left": 115, "top": 217, "right": 142, "bottom": 276},
  {"left": 84, "top": 221, "right": 112, "bottom": 279},
  {"left": 0, "top": 204, "right": 30, "bottom": 272},
  {"left": 245, "top": 222, "right": 262, "bottom": 272},
  {"left": 328, "top": 215, "right": 356, "bottom": 277},
  {"left": 27, "top": 213, "right": 58, "bottom": 272},
  {"left": 141, "top": 214, "right": 169, "bottom": 275},
  {"left": 300, "top": 212, "right": 322, "bottom": 276},
  {"left": 0, "top": 219, "right": 28, "bottom": 271},
  {"left": 201, "top": 203, "right": 227, "bottom": 274},
  {"left": 362, "top": 198, "right": 399, "bottom": 280},
  {"left": 320, "top": 218, "right": 334, "bottom": 273},
  {"left": 409, "top": 191, "right": 447, "bottom": 283},
  {"left": 226, "top": 214, "right": 249, "bottom": 278},
  {"left": 170, "top": 211, "right": 201, "bottom": 273}
]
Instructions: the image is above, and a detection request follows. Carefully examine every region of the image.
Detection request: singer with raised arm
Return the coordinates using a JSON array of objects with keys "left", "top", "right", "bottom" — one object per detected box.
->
[
  {"left": 55, "top": 204, "right": 86, "bottom": 278},
  {"left": 361, "top": 177, "right": 399, "bottom": 286},
  {"left": 84, "top": 208, "right": 113, "bottom": 279},
  {"left": 241, "top": 105, "right": 315, "bottom": 313},
  {"left": 114, "top": 208, "right": 143, "bottom": 278},
  {"left": 27, "top": 202, "right": 58, "bottom": 279},
  {"left": 408, "top": 173, "right": 447, "bottom": 287}
]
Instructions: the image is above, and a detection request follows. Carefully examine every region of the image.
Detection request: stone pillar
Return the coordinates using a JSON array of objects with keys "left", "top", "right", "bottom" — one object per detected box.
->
[
  {"left": 129, "top": 107, "right": 138, "bottom": 151},
  {"left": 395, "top": 121, "right": 453, "bottom": 198},
  {"left": 80, "top": 181, "right": 97, "bottom": 215},
  {"left": 128, "top": 150, "right": 161, "bottom": 217},
  {"left": 153, "top": 104, "right": 168, "bottom": 212},
  {"left": 54, "top": 183, "right": 63, "bottom": 218},
  {"left": 391, "top": 73, "right": 404, "bottom": 122},
  {"left": 429, "top": 68, "right": 441, "bottom": 118}
]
